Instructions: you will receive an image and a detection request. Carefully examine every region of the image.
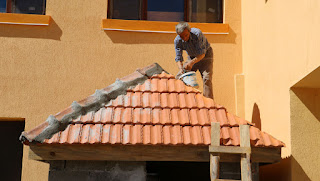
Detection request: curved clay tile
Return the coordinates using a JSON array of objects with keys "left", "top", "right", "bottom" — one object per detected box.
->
[{"left": 21, "top": 65, "right": 285, "bottom": 149}]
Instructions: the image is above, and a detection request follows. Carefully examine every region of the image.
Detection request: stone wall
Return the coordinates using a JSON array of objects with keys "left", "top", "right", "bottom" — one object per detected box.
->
[
  {"left": 48, "top": 161, "right": 259, "bottom": 181},
  {"left": 49, "top": 161, "right": 146, "bottom": 181}
]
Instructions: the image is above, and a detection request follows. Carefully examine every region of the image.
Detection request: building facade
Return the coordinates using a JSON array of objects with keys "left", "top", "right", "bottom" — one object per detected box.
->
[{"left": 0, "top": 0, "right": 319, "bottom": 180}]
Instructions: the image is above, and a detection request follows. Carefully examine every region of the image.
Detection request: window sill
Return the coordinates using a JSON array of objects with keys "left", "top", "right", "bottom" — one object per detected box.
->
[
  {"left": 102, "top": 19, "right": 229, "bottom": 35},
  {"left": 0, "top": 13, "right": 51, "bottom": 26}
]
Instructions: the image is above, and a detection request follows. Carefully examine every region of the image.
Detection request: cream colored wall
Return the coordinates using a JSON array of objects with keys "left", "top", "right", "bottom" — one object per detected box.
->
[
  {"left": 242, "top": 0, "right": 320, "bottom": 180},
  {"left": 0, "top": 0, "right": 242, "bottom": 181},
  {"left": 242, "top": 0, "right": 320, "bottom": 157}
]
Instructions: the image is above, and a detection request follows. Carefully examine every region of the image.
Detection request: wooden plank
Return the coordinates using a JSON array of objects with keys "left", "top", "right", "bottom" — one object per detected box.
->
[
  {"left": 216, "top": 147, "right": 281, "bottom": 163},
  {"left": 251, "top": 163, "right": 259, "bottom": 181},
  {"left": 240, "top": 124, "right": 250, "bottom": 148},
  {"left": 29, "top": 144, "right": 210, "bottom": 161},
  {"left": 241, "top": 153, "right": 252, "bottom": 181},
  {"left": 28, "top": 144, "right": 281, "bottom": 163},
  {"left": 210, "top": 155, "right": 220, "bottom": 180},
  {"left": 210, "top": 122, "right": 220, "bottom": 181},
  {"left": 240, "top": 125, "right": 252, "bottom": 181},
  {"left": 251, "top": 147, "right": 281, "bottom": 163},
  {"left": 209, "top": 146, "right": 251, "bottom": 154},
  {"left": 211, "top": 122, "right": 220, "bottom": 146}
]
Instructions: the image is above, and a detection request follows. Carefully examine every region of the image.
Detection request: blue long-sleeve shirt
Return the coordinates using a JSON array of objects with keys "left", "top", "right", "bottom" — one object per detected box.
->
[{"left": 174, "top": 28, "right": 211, "bottom": 62}]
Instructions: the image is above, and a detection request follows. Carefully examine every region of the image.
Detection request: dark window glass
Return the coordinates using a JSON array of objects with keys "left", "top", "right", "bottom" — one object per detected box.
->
[
  {"left": 147, "top": 0, "right": 184, "bottom": 22},
  {"left": 0, "top": 0, "right": 7, "bottom": 12},
  {"left": 108, "top": 0, "right": 223, "bottom": 23},
  {"left": 108, "top": 0, "right": 141, "bottom": 20},
  {"left": 12, "top": 0, "right": 46, "bottom": 15},
  {"left": 191, "top": 0, "right": 223, "bottom": 23}
]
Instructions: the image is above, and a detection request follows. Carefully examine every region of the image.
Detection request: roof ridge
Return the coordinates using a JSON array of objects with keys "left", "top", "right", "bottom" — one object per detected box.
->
[
  {"left": 66, "top": 122, "right": 252, "bottom": 127},
  {"left": 102, "top": 105, "right": 226, "bottom": 109},
  {"left": 20, "top": 63, "right": 166, "bottom": 144}
]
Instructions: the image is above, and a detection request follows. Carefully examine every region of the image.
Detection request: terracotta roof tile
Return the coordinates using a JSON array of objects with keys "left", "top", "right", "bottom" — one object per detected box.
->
[
  {"left": 202, "top": 126, "right": 211, "bottom": 145},
  {"left": 22, "top": 67, "right": 285, "bottom": 148},
  {"left": 143, "top": 125, "right": 151, "bottom": 144},
  {"left": 67, "top": 124, "right": 81, "bottom": 144},
  {"left": 101, "top": 124, "right": 111, "bottom": 144},
  {"left": 42, "top": 123, "right": 284, "bottom": 147},
  {"left": 122, "top": 125, "right": 131, "bottom": 144},
  {"left": 80, "top": 124, "right": 90, "bottom": 144},
  {"left": 110, "top": 124, "right": 122, "bottom": 144},
  {"left": 171, "top": 125, "right": 182, "bottom": 144},
  {"left": 142, "top": 92, "right": 151, "bottom": 107}
]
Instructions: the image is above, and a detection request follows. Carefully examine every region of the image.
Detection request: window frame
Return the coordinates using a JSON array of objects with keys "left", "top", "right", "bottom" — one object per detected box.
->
[
  {"left": 6, "top": 0, "right": 11, "bottom": 13},
  {"left": 107, "top": 0, "right": 207, "bottom": 23},
  {"left": 1, "top": 0, "right": 47, "bottom": 15},
  {"left": 104, "top": 0, "right": 228, "bottom": 34}
]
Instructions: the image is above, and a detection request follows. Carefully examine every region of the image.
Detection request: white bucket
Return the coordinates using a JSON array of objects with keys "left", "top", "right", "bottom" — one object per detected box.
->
[{"left": 179, "top": 71, "right": 199, "bottom": 88}]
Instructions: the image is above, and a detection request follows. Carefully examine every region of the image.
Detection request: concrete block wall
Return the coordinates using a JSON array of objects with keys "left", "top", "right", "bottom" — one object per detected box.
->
[{"left": 49, "top": 161, "right": 146, "bottom": 181}]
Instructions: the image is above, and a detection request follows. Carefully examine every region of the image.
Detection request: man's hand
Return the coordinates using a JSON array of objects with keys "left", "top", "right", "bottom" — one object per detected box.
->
[
  {"left": 176, "top": 61, "right": 184, "bottom": 79},
  {"left": 183, "top": 54, "right": 205, "bottom": 71},
  {"left": 176, "top": 69, "right": 184, "bottom": 79},
  {"left": 183, "top": 61, "right": 194, "bottom": 71}
]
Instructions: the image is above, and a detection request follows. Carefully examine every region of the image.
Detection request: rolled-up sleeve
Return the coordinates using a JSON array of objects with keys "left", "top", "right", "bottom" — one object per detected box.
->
[{"left": 174, "top": 39, "right": 184, "bottom": 62}]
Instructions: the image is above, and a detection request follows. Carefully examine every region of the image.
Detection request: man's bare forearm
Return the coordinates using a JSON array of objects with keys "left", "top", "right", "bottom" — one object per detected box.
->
[
  {"left": 183, "top": 53, "right": 205, "bottom": 70},
  {"left": 191, "top": 54, "right": 205, "bottom": 65}
]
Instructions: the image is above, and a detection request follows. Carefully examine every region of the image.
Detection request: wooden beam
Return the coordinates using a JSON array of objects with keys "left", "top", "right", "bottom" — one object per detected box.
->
[
  {"left": 29, "top": 144, "right": 210, "bottom": 161},
  {"left": 240, "top": 125, "right": 250, "bottom": 148},
  {"left": 211, "top": 122, "right": 220, "bottom": 146},
  {"left": 251, "top": 147, "right": 281, "bottom": 163},
  {"left": 210, "top": 122, "right": 221, "bottom": 181},
  {"left": 28, "top": 144, "right": 281, "bottom": 163},
  {"left": 209, "top": 146, "right": 251, "bottom": 154},
  {"left": 213, "top": 147, "right": 281, "bottom": 163},
  {"left": 210, "top": 155, "right": 220, "bottom": 180},
  {"left": 240, "top": 124, "right": 252, "bottom": 181}
]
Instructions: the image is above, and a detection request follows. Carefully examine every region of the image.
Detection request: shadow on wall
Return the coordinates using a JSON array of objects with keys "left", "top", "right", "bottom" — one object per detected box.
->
[
  {"left": 104, "top": 27, "right": 236, "bottom": 44},
  {"left": 291, "top": 87, "right": 320, "bottom": 122},
  {"left": 252, "top": 103, "right": 262, "bottom": 130},
  {"left": 291, "top": 156, "right": 311, "bottom": 181},
  {"left": 0, "top": 18, "right": 62, "bottom": 40},
  {"left": 260, "top": 156, "right": 310, "bottom": 181},
  {"left": 289, "top": 87, "right": 319, "bottom": 180},
  {"left": 260, "top": 156, "right": 292, "bottom": 181}
]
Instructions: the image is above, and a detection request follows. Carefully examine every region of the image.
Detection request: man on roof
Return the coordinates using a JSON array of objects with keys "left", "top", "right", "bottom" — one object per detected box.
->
[{"left": 174, "top": 21, "right": 214, "bottom": 99}]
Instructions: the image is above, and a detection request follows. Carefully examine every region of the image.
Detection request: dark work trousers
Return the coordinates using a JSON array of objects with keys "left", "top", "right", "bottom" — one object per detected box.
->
[{"left": 186, "top": 47, "right": 214, "bottom": 99}]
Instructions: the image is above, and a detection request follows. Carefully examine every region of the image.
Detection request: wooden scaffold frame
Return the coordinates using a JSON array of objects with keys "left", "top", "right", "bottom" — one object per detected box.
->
[{"left": 209, "top": 122, "right": 252, "bottom": 181}]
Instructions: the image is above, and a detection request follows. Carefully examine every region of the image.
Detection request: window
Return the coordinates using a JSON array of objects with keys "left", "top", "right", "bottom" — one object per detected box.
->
[
  {"left": 108, "top": 0, "right": 223, "bottom": 23},
  {"left": 0, "top": 0, "right": 46, "bottom": 15}
]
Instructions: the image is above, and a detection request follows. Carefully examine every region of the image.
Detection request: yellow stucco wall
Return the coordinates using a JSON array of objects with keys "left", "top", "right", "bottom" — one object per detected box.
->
[
  {"left": 242, "top": 0, "right": 320, "bottom": 180},
  {"left": 290, "top": 88, "right": 320, "bottom": 181},
  {"left": 0, "top": 0, "right": 242, "bottom": 180}
]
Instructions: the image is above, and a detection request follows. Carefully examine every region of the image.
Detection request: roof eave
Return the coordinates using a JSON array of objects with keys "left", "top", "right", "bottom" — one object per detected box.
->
[{"left": 28, "top": 144, "right": 281, "bottom": 163}]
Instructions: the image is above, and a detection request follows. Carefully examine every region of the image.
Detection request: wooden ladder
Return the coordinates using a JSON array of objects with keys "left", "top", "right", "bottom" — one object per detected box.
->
[{"left": 209, "top": 122, "right": 252, "bottom": 181}]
